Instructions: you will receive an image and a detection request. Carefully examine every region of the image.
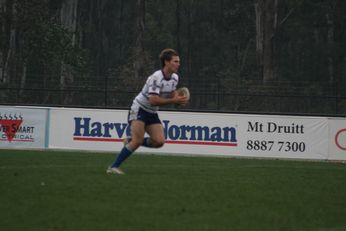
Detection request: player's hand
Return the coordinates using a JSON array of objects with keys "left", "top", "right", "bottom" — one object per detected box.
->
[{"left": 174, "top": 95, "right": 188, "bottom": 106}]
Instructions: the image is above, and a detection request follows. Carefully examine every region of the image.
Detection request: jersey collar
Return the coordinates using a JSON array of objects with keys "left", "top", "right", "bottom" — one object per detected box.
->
[{"left": 161, "top": 69, "right": 172, "bottom": 80}]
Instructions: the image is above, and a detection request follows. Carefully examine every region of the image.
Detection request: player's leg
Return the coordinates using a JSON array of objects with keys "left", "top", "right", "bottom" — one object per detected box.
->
[
  {"left": 144, "top": 123, "right": 165, "bottom": 148},
  {"left": 110, "top": 120, "right": 145, "bottom": 169},
  {"left": 127, "top": 120, "right": 146, "bottom": 150},
  {"left": 108, "top": 105, "right": 146, "bottom": 174},
  {"left": 124, "top": 122, "right": 164, "bottom": 148},
  {"left": 127, "top": 110, "right": 165, "bottom": 148}
]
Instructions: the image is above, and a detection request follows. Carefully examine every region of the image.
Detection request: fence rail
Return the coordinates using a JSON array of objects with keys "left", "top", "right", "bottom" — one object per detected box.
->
[{"left": 1, "top": 85, "right": 345, "bottom": 116}]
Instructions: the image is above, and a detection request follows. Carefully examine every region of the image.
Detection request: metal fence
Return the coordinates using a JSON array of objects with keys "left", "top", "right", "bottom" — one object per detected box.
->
[{"left": 1, "top": 78, "right": 345, "bottom": 116}]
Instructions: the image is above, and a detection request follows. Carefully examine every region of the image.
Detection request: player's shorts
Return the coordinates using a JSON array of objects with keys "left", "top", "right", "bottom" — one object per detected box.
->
[{"left": 128, "top": 103, "right": 161, "bottom": 126}]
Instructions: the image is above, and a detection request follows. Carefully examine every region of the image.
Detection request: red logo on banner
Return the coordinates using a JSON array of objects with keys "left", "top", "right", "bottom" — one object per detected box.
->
[
  {"left": 335, "top": 128, "right": 346, "bottom": 151},
  {"left": 0, "top": 114, "right": 23, "bottom": 142}
]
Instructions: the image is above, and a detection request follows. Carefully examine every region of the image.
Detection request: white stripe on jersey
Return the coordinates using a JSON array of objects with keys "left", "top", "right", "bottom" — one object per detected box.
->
[{"left": 133, "top": 70, "right": 179, "bottom": 113}]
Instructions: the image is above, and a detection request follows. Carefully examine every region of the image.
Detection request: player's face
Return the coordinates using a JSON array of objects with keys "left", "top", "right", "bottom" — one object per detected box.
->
[{"left": 166, "top": 56, "right": 180, "bottom": 73}]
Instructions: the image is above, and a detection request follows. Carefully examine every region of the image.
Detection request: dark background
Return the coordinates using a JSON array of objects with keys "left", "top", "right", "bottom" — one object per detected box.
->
[{"left": 1, "top": 0, "right": 345, "bottom": 115}]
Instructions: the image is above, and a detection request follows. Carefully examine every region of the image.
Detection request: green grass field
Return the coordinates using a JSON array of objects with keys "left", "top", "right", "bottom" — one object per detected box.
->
[{"left": 1, "top": 149, "right": 346, "bottom": 231}]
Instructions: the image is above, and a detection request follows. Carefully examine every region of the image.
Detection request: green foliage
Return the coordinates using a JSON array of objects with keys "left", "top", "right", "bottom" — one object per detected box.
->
[
  {"left": 15, "top": 0, "right": 87, "bottom": 78},
  {"left": 0, "top": 0, "right": 345, "bottom": 114}
]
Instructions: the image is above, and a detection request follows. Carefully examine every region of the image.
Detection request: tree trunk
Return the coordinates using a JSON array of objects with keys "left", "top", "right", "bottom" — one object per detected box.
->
[
  {"left": 118, "top": 0, "right": 124, "bottom": 62},
  {"left": 186, "top": 0, "right": 194, "bottom": 86},
  {"left": 133, "top": 0, "right": 146, "bottom": 80},
  {"left": 255, "top": 0, "right": 278, "bottom": 84},
  {"left": 0, "top": 0, "right": 4, "bottom": 82},
  {"left": 326, "top": 3, "right": 335, "bottom": 84},
  {"left": 176, "top": 0, "right": 181, "bottom": 52},
  {"left": 1, "top": 0, "right": 17, "bottom": 84},
  {"left": 60, "top": 0, "right": 78, "bottom": 105},
  {"left": 19, "top": 62, "right": 26, "bottom": 96}
]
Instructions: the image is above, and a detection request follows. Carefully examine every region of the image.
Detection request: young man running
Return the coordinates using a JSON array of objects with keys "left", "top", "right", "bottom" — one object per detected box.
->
[{"left": 107, "top": 48, "right": 188, "bottom": 174}]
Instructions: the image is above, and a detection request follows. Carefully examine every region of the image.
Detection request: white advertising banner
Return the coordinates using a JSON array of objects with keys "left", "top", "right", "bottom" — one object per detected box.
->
[
  {"left": 49, "top": 108, "right": 129, "bottom": 151},
  {"left": 158, "top": 112, "right": 329, "bottom": 159},
  {"left": 49, "top": 108, "right": 329, "bottom": 160},
  {"left": 328, "top": 118, "right": 346, "bottom": 160},
  {"left": 0, "top": 106, "right": 47, "bottom": 149}
]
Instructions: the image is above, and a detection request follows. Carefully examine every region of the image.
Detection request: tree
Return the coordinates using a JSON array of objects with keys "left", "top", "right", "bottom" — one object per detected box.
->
[
  {"left": 0, "top": 0, "right": 17, "bottom": 85},
  {"left": 133, "top": 0, "right": 146, "bottom": 80},
  {"left": 254, "top": 0, "right": 278, "bottom": 84},
  {"left": 60, "top": 0, "right": 79, "bottom": 104}
]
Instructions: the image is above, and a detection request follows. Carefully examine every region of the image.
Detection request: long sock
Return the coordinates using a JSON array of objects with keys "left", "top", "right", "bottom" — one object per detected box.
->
[{"left": 111, "top": 146, "right": 133, "bottom": 168}]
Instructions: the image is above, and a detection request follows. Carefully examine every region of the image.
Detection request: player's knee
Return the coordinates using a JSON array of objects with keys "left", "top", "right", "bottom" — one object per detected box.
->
[
  {"left": 153, "top": 139, "right": 165, "bottom": 148},
  {"left": 157, "top": 141, "right": 165, "bottom": 148}
]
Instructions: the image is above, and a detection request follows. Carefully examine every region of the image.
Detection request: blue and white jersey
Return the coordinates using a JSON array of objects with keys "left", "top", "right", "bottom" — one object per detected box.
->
[{"left": 133, "top": 70, "right": 179, "bottom": 113}]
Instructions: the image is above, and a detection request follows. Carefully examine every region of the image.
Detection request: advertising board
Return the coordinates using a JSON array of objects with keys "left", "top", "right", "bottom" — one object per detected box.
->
[
  {"left": 328, "top": 118, "right": 346, "bottom": 160},
  {"left": 49, "top": 108, "right": 329, "bottom": 160},
  {"left": 0, "top": 106, "right": 47, "bottom": 149}
]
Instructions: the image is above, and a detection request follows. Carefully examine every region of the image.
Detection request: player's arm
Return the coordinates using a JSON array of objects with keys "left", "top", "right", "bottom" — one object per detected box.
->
[
  {"left": 149, "top": 93, "right": 187, "bottom": 106},
  {"left": 171, "top": 90, "right": 178, "bottom": 98},
  {"left": 170, "top": 90, "right": 188, "bottom": 106}
]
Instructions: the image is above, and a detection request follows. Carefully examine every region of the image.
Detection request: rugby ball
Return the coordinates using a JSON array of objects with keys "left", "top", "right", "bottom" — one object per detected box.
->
[{"left": 176, "top": 87, "right": 190, "bottom": 100}]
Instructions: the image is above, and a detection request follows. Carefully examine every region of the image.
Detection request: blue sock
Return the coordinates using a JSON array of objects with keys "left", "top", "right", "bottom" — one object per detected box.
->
[{"left": 111, "top": 146, "right": 133, "bottom": 168}]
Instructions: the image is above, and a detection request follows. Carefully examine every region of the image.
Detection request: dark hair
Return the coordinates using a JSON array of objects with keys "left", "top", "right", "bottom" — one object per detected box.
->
[{"left": 159, "top": 48, "right": 179, "bottom": 67}]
